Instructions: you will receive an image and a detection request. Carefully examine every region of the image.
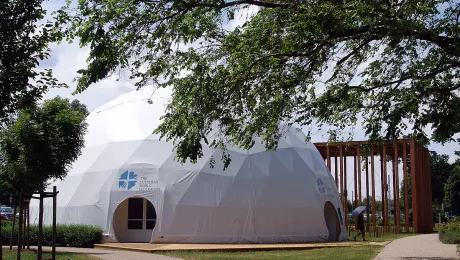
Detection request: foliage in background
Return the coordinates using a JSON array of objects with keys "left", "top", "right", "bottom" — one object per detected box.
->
[
  {"left": 0, "top": 0, "right": 66, "bottom": 120},
  {"left": 0, "top": 97, "right": 88, "bottom": 194},
  {"left": 0, "top": 221, "right": 103, "bottom": 248},
  {"left": 430, "top": 152, "right": 455, "bottom": 206},
  {"left": 444, "top": 167, "right": 460, "bottom": 215},
  {"left": 55, "top": 0, "right": 460, "bottom": 166}
]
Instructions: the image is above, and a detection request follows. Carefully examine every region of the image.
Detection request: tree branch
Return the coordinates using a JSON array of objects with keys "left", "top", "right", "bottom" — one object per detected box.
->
[
  {"left": 185, "top": 0, "right": 293, "bottom": 9},
  {"left": 336, "top": 37, "right": 375, "bottom": 66}
]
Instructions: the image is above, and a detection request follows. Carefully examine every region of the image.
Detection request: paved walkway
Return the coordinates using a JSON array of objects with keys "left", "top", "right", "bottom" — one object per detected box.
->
[
  {"left": 32, "top": 246, "right": 181, "bottom": 260},
  {"left": 374, "top": 234, "right": 460, "bottom": 259},
  {"left": 94, "top": 241, "right": 387, "bottom": 252}
]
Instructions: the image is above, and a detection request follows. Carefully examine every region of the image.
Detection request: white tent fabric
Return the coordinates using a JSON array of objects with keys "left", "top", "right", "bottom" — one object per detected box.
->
[{"left": 30, "top": 87, "right": 348, "bottom": 243}]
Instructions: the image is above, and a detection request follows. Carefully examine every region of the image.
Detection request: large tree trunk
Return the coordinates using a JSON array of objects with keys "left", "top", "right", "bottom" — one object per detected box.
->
[
  {"left": 10, "top": 206, "right": 16, "bottom": 250},
  {"left": 17, "top": 193, "right": 23, "bottom": 260}
]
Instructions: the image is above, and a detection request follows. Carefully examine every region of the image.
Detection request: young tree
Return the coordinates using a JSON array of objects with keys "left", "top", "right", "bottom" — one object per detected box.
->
[
  {"left": 1, "top": 0, "right": 65, "bottom": 120},
  {"left": 56, "top": 0, "right": 460, "bottom": 165},
  {"left": 0, "top": 96, "right": 88, "bottom": 257},
  {"left": 0, "top": 97, "right": 88, "bottom": 193}
]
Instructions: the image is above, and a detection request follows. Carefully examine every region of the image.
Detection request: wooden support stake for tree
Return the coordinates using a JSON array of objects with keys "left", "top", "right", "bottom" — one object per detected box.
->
[
  {"left": 38, "top": 195, "right": 44, "bottom": 260},
  {"left": 27, "top": 203, "right": 30, "bottom": 249},
  {"left": 394, "top": 144, "right": 400, "bottom": 233},
  {"left": 22, "top": 205, "right": 26, "bottom": 249},
  {"left": 326, "top": 145, "right": 331, "bottom": 171},
  {"left": 17, "top": 192, "right": 23, "bottom": 260},
  {"left": 52, "top": 186, "right": 57, "bottom": 260},
  {"left": 10, "top": 206, "right": 16, "bottom": 250},
  {"left": 0, "top": 210, "right": 3, "bottom": 260}
]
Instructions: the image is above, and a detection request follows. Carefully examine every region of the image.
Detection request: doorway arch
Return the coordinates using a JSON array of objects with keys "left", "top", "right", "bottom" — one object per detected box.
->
[
  {"left": 113, "top": 197, "right": 157, "bottom": 242},
  {"left": 324, "top": 201, "right": 341, "bottom": 241}
]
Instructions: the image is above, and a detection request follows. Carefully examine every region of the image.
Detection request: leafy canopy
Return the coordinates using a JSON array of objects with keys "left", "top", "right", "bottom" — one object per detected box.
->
[
  {"left": 56, "top": 0, "right": 460, "bottom": 165},
  {"left": 0, "top": 0, "right": 66, "bottom": 120},
  {"left": 0, "top": 97, "right": 88, "bottom": 193}
]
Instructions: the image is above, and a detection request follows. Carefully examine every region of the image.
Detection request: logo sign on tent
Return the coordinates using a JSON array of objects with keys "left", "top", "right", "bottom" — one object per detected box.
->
[{"left": 116, "top": 169, "right": 160, "bottom": 192}]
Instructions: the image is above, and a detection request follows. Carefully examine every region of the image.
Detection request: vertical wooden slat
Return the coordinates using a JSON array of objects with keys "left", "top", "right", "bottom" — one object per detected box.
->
[
  {"left": 357, "top": 145, "right": 362, "bottom": 204},
  {"left": 383, "top": 146, "right": 388, "bottom": 227},
  {"left": 371, "top": 147, "right": 376, "bottom": 236},
  {"left": 410, "top": 140, "right": 418, "bottom": 233},
  {"left": 394, "top": 143, "right": 400, "bottom": 233},
  {"left": 366, "top": 154, "right": 370, "bottom": 231},
  {"left": 335, "top": 154, "right": 338, "bottom": 188},
  {"left": 344, "top": 151, "right": 348, "bottom": 227},
  {"left": 427, "top": 148, "right": 433, "bottom": 232},
  {"left": 403, "top": 142, "right": 409, "bottom": 232},
  {"left": 354, "top": 152, "right": 358, "bottom": 207},
  {"left": 340, "top": 145, "right": 344, "bottom": 212}
]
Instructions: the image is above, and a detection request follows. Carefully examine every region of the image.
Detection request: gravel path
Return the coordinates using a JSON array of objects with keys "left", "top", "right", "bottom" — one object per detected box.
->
[
  {"left": 36, "top": 246, "right": 182, "bottom": 260},
  {"left": 374, "top": 234, "right": 459, "bottom": 259}
]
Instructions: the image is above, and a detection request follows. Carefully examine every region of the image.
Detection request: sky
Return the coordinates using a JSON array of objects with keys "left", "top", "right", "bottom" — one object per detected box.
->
[{"left": 40, "top": 0, "right": 460, "bottom": 201}]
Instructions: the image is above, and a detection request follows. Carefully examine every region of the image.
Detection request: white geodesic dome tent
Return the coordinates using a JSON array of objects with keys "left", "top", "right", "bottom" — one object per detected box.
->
[{"left": 30, "top": 87, "right": 348, "bottom": 243}]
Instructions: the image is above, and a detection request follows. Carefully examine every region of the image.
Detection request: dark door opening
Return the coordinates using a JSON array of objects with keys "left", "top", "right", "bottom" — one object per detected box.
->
[{"left": 324, "top": 201, "right": 341, "bottom": 241}]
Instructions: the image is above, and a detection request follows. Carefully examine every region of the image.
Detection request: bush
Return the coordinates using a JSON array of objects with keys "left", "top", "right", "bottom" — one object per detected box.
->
[
  {"left": 438, "top": 218, "right": 460, "bottom": 245},
  {"left": 0, "top": 221, "right": 102, "bottom": 248}
]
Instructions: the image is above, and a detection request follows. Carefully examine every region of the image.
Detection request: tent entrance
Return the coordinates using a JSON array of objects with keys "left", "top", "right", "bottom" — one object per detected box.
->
[
  {"left": 324, "top": 201, "right": 341, "bottom": 241},
  {"left": 113, "top": 197, "right": 157, "bottom": 243}
]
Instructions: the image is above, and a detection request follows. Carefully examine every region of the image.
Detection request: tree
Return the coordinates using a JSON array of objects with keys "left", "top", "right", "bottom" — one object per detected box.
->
[
  {"left": 0, "top": 96, "right": 88, "bottom": 258},
  {"left": 57, "top": 0, "right": 460, "bottom": 165},
  {"left": 0, "top": 96, "right": 88, "bottom": 193},
  {"left": 444, "top": 166, "right": 460, "bottom": 216},
  {"left": 1, "top": 0, "right": 65, "bottom": 120},
  {"left": 429, "top": 151, "right": 454, "bottom": 207}
]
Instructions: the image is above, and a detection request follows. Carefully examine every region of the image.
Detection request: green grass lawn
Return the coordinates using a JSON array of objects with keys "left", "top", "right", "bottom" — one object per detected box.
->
[
  {"left": 158, "top": 233, "right": 413, "bottom": 260},
  {"left": 1, "top": 249, "right": 101, "bottom": 260},
  {"left": 159, "top": 246, "right": 382, "bottom": 260}
]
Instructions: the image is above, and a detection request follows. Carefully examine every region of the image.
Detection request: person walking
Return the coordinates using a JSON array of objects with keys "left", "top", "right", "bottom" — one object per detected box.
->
[{"left": 353, "top": 212, "right": 367, "bottom": 241}]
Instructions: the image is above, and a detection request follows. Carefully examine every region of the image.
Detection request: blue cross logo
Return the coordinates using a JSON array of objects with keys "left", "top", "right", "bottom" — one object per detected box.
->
[
  {"left": 317, "top": 178, "right": 326, "bottom": 195},
  {"left": 119, "top": 171, "right": 137, "bottom": 190}
]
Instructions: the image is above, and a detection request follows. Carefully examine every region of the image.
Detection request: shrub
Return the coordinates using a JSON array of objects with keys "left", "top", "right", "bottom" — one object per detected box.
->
[
  {"left": 438, "top": 218, "right": 460, "bottom": 245},
  {"left": 0, "top": 221, "right": 102, "bottom": 248}
]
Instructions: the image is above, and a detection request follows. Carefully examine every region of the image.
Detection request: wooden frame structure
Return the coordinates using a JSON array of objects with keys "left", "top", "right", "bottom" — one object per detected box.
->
[{"left": 314, "top": 139, "right": 432, "bottom": 234}]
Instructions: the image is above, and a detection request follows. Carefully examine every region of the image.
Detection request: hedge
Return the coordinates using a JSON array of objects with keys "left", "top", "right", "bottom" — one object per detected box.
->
[{"left": 0, "top": 221, "right": 102, "bottom": 248}]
